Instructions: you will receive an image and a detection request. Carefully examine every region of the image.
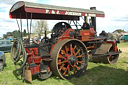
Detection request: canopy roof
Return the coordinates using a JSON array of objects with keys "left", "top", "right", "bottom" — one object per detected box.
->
[{"left": 9, "top": 1, "right": 105, "bottom": 20}]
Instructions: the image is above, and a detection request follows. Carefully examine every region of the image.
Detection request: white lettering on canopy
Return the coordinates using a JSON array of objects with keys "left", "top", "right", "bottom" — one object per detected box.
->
[
  {"left": 65, "top": 11, "right": 81, "bottom": 16},
  {"left": 52, "top": 10, "right": 55, "bottom": 14},
  {"left": 46, "top": 9, "right": 60, "bottom": 14},
  {"left": 57, "top": 11, "right": 60, "bottom": 14},
  {"left": 88, "top": 14, "right": 96, "bottom": 17},
  {"left": 46, "top": 9, "right": 49, "bottom": 13},
  {"left": 85, "top": 14, "right": 87, "bottom": 16}
]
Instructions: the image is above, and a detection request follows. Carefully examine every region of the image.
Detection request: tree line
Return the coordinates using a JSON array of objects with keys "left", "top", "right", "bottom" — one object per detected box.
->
[{"left": 3, "top": 20, "right": 49, "bottom": 39}]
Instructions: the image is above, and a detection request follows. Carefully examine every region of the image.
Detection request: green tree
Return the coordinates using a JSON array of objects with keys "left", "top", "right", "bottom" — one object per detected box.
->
[
  {"left": 3, "top": 34, "right": 7, "bottom": 39},
  {"left": 7, "top": 32, "right": 13, "bottom": 36},
  {"left": 113, "top": 29, "right": 125, "bottom": 33},
  {"left": 32, "top": 20, "right": 48, "bottom": 37},
  {"left": 13, "top": 30, "right": 20, "bottom": 38},
  {"left": 23, "top": 29, "right": 27, "bottom": 37}
]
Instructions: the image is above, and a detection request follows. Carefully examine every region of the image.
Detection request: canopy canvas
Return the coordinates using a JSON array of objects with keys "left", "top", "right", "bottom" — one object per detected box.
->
[{"left": 9, "top": 1, "right": 105, "bottom": 20}]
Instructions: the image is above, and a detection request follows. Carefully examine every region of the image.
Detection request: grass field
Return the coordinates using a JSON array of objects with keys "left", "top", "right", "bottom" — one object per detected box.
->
[{"left": 0, "top": 41, "right": 128, "bottom": 85}]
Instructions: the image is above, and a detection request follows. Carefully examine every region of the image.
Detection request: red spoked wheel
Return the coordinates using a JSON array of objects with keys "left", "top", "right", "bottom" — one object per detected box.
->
[{"left": 51, "top": 39, "right": 88, "bottom": 79}]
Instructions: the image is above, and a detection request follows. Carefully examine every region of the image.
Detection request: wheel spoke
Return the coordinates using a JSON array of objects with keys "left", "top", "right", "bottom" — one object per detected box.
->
[
  {"left": 59, "top": 64, "right": 65, "bottom": 71},
  {"left": 70, "top": 64, "right": 76, "bottom": 74},
  {"left": 72, "top": 45, "right": 77, "bottom": 55},
  {"left": 58, "top": 56, "right": 66, "bottom": 59},
  {"left": 63, "top": 65, "right": 69, "bottom": 75},
  {"left": 58, "top": 60, "right": 68, "bottom": 65},
  {"left": 75, "top": 49, "right": 81, "bottom": 56},
  {"left": 76, "top": 61, "right": 82, "bottom": 64},
  {"left": 70, "top": 43, "right": 73, "bottom": 55},
  {"left": 62, "top": 67, "right": 66, "bottom": 71},
  {"left": 58, "top": 55, "right": 66, "bottom": 59},
  {"left": 74, "top": 64, "right": 80, "bottom": 70},
  {"left": 68, "top": 66, "right": 70, "bottom": 76},
  {"left": 76, "top": 54, "right": 83, "bottom": 58},
  {"left": 58, "top": 59, "right": 61, "bottom": 62},
  {"left": 61, "top": 50, "right": 67, "bottom": 55},
  {"left": 73, "top": 45, "right": 77, "bottom": 50},
  {"left": 65, "top": 45, "right": 68, "bottom": 54}
]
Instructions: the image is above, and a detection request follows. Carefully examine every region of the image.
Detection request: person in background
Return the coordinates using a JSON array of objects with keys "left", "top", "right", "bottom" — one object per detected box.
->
[
  {"left": 99, "top": 30, "right": 107, "bottom": 37},
  {"left": 81, "top": 22, "right": 90, "bottom": 30}
]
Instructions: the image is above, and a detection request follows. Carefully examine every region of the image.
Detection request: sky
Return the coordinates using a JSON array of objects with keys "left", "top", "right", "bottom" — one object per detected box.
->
[{"left": 0, "top": 0, "right": 128, "bottom": 37}]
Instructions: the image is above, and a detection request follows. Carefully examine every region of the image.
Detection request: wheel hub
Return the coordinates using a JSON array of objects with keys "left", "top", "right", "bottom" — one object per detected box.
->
[{"left": 68, "top": 55, "right": 76, "bottom": 65}]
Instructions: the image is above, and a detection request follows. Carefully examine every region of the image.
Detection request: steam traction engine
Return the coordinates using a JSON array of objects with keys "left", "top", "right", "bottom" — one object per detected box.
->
[{"left": 9, "top": 1, "right": 121, "bottom": 83}]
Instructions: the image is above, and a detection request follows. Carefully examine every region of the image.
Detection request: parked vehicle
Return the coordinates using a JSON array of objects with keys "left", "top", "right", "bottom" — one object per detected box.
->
[
  {"left": 0, "top": 40, "right": 12, "bottom": 52},
  {"left": 120, "top": 35, "right": 124, "bottom": 40},
  {"left": 0, "top": 51, "right": 5, "bottom": 71},
  {"left": 7, "top": 38, "right": 13, "bottom": 41}
]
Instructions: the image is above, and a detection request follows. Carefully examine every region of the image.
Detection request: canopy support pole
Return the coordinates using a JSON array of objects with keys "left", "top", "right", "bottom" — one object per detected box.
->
[
  {"left": 73, "top": 20, "right": 78, "bottom": 29},
  {"left": 26, "top": 13, "right": 30, "bottom": 45},
  {"left": 20, "top": 13, "right": 23, "bottom": 41},
  {"left": 16, "top": 17, "right": 20, "bottom": 32},
  {"left": 30, "top": 13, "right": 33, "bottom": 35}
]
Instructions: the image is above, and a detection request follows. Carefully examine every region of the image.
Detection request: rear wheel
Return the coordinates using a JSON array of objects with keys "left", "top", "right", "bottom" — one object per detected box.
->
[
  {"left": 0, "top": 62, "right": 3, "bottom": 71},
  {"left": 51, "top": 39, "right": 88, "bottom": 79}
]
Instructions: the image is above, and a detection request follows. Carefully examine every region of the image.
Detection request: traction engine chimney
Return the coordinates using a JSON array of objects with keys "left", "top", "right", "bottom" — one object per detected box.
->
[{"left": 90, "top": 7, "right": 96, "bottom": 33}]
